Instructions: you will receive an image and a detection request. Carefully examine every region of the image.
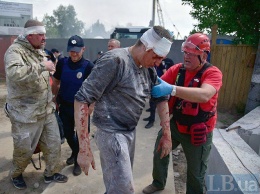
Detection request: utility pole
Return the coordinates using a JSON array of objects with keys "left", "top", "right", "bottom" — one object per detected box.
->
[{"left": 149, "top": 0, "right": 156, "bottom": 27}]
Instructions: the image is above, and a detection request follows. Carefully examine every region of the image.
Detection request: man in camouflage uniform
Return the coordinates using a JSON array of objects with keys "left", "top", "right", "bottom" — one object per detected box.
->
[{"left": 4, "top": 19, "right": 68, "bottom": 190}]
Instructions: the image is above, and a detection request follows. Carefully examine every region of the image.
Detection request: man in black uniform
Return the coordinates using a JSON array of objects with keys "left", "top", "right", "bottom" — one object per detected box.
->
[{"left": 52, "top": 35, "right": 94, "bottom": 176}]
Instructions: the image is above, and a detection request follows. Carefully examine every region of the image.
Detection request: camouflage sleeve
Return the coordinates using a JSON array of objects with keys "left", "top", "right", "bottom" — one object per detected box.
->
[{"left": 4, "top": 47, "right": 46, "bottom": 83}]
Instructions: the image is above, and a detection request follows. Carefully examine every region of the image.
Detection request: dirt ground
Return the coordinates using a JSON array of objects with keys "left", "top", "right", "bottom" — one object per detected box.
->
[{"left": 0, "top": 80, "right": 242, "bottom": 194}]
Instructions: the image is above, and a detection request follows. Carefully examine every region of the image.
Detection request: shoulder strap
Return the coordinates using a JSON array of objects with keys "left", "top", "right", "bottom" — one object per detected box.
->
[
  {"left": 188, "top": 62, "right": 212, "bottom": 87},
  {"left": 194, "top": 62, "right": 212, "bottom": 80},
  {"left": 175, "top": 64, "right": 185, "bottom": 86},
  {"left": 175, "top": 63, "right": 212, "bottom": 87}
]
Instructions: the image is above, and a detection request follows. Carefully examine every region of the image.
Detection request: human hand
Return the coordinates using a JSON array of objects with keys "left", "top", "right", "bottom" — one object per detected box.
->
[
  {"left": 151, "top": 77, "right": 173, "bottom": 98},
  {"left": 77, "top": 149, "right": 96, "bottom": 176},
  {"left": 42, "top": 60, "right": 55, "bottom": 72},
  {"left": 157, "top": 134, "right": 172, "bottom": 159}
]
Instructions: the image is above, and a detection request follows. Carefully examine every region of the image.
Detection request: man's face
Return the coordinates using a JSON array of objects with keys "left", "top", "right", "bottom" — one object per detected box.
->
[
  {"left": 108, "top": 41, "right": 119, "bottom": 51},
  {"left": 142, "top": 49, "right": 164, "bottom": 68},
  {"left": 69, "top": 47, "right": 85, "bottom": 62},
  {"left": 183, "top": 51, "right": 206, "bottom": 71},
  {"left": 27, "top": 34, "right": 46, "bottom": 49}
]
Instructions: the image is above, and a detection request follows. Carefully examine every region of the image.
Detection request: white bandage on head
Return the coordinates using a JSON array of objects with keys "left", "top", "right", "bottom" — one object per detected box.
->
[
  {"left": 140, "top": 28, "right": 172, "bottom": 57},
  {"left": 24, "top": 26, "right": 46, "bottom": 36}
]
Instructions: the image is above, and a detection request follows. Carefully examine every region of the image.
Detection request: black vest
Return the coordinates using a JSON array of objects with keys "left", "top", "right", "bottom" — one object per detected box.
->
[{"left": 172, "top": 63, "right": 215, "bottom": 128}]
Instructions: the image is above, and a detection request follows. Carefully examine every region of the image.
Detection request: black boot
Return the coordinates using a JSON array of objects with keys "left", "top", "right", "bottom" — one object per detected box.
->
[
  {"left": 145, "top": 121, "right": 154, "bottom": 129},
  {"left": 73, "top": 162, "right": 82, "bottom": 176},
  {"left": 66, "top": 153, "right": 74, "bottom": 165}
]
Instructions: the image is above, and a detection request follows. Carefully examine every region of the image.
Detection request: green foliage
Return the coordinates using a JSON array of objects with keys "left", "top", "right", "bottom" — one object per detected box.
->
[
  {"left": 42, "top": 5, "right": 84, "bottom": 38},
  {"left": 42, "top": 14, "right": 59, "bottom": 38},
  {"left": 182, "top": 0, "right": 260, "bottom": 45},
  {"left": 42, "top": 5, "right": 111, "bottom": 38}
]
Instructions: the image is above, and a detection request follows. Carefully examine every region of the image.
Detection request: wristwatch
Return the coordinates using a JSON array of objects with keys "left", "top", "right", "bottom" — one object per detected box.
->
[{"left": 171, "top": 85, "right": 177, "bottom": 96}]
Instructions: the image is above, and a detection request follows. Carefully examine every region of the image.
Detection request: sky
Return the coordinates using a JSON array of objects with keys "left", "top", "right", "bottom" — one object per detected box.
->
[{"left": 1, "top": 0, "right": 197, "bottom": 38}]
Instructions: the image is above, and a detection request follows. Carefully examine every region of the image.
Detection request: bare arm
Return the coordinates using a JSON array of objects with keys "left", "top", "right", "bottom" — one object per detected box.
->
[
  {"left": 152, "top": 76, "right": 219, "bottom": 102},
  {"left": 175, "top": 83, "right": 217, "bottom": 103},
  {"left": 156, "top": 100, "right": 172, "bottom": 159},
  {"left": 52, "top": 77, "right": 60, "bottom": 102},
  {"left": 74, "top": 100, "right": 96, "bottom": 175}
]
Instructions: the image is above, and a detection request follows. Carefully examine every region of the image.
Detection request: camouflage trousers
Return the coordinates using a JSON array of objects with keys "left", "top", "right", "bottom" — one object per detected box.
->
[
  {"left": 95, "top": 128, "right": 136, "bottom": 194},
  {"left": 9, "top": 113, "right": 62, "bottom": 178}
]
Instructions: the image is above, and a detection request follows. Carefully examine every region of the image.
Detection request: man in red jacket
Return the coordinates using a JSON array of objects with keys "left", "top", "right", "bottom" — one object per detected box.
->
[{"left": 143, "top": 33, "right": 223, "bottom": 194}]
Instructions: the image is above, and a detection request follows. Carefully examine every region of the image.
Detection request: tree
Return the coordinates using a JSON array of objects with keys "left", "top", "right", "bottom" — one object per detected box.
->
[
  {"left": 84, "top": 20, "right": 112, "bottom": 38},
  {"left": 42, "top": 5, "right": 84, "bottom": 38},
  {"left": 182, "top": 0, "right": 260, "bottom": 45},
  {"left": 42, "top": 14, "right": 59, "bottom": 38}
]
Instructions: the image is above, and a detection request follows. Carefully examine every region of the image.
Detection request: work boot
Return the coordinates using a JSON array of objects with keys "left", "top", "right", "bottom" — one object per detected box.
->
[
  {"left": 11, "top": 174, "right": 27, "bottom": 190},
  {"left": 73, "top": 163, "right": 82, "bottom": 176},
  {"left": 142, "top": 184, "right": 164, "bottom": 194},
  {"left": 66, "top": 154, "right": 74, "bottom": 165},
  {"left": 145, "top": 121, "right": 154, "bottom": 129}
]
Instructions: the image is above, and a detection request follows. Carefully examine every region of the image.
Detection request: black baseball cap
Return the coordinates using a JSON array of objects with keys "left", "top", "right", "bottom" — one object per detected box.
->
[
  {"left": 67, "top": 35, "right": 84, "bottom": 52},
  {"left": 51, "top": 48, "right": 59, "bottom": 53}
]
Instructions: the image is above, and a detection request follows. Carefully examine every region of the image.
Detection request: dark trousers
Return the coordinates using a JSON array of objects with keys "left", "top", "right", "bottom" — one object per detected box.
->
[
  {"left": 59, "top": 103, "right": 91, "bottom": 164},
  {"left": 152, "top": 119, "right": 213, "bottom": 194},
  {"left": 148, "top": 99, "right": 156, "bottom": 122},
  {"left": 59, "top": 104, "right": 79, "bottom": 164}
]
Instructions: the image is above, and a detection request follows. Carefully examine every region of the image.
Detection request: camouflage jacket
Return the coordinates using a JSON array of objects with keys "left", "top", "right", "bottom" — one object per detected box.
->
[{"left": 4, "top": 35, "right": 55, "bottom": 123}]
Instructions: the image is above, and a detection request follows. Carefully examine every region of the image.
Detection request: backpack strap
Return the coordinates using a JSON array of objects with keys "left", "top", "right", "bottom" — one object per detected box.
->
[
  {"left": 176, "top": 62, "right": 212, "bottom": 87},
  {"left": 175, "top": 64, "right": 185, "bottom": 86},
  {"left": 188, "top": 62, "right": 212, "bottom": 87}
]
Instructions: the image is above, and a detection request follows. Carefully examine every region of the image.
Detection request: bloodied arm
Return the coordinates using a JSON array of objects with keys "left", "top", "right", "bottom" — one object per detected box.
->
[
  {"left": 74, "top": 100, "right": 96, "bottom": 175},
  {"left": 156, "top": 100, "right": 172, "bottom": 159}
]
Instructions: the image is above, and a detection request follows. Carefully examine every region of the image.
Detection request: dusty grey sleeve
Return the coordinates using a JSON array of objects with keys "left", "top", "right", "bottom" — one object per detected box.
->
[{"left": 75, "top": 55, "right": 119, "bottom": 104}]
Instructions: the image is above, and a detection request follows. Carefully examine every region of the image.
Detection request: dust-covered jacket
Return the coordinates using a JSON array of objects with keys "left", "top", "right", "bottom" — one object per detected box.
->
[
  {"left": 4, "top": 35, "right": 55, "bottom": 123},
  {"left": 75, "top": 48, "right": 168, "bottom": 132}
]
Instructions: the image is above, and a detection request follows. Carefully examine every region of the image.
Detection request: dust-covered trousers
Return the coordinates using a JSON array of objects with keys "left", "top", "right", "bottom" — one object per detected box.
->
[
  {"left": 95, "top": 128, "right": 136, "bottom": 194},
  {"left": 9, "top": 113, "right": 62, "bottom": 178},
  {"left": 152, "top": 118, "right": 213, "bottom": 194}
]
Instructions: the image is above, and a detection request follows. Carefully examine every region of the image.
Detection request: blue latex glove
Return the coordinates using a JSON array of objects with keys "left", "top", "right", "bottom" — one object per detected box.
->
[{"left": 151, "top": 77, "right": 173, "bottom": 98}]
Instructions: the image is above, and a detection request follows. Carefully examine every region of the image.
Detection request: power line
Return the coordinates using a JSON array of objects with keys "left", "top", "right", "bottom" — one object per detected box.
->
[
  {"left": 160, "top": 0, "right": 183, "bottom": 39},
  {"left": 156, "top": 0, "right": 165, "bottom": 27}
]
